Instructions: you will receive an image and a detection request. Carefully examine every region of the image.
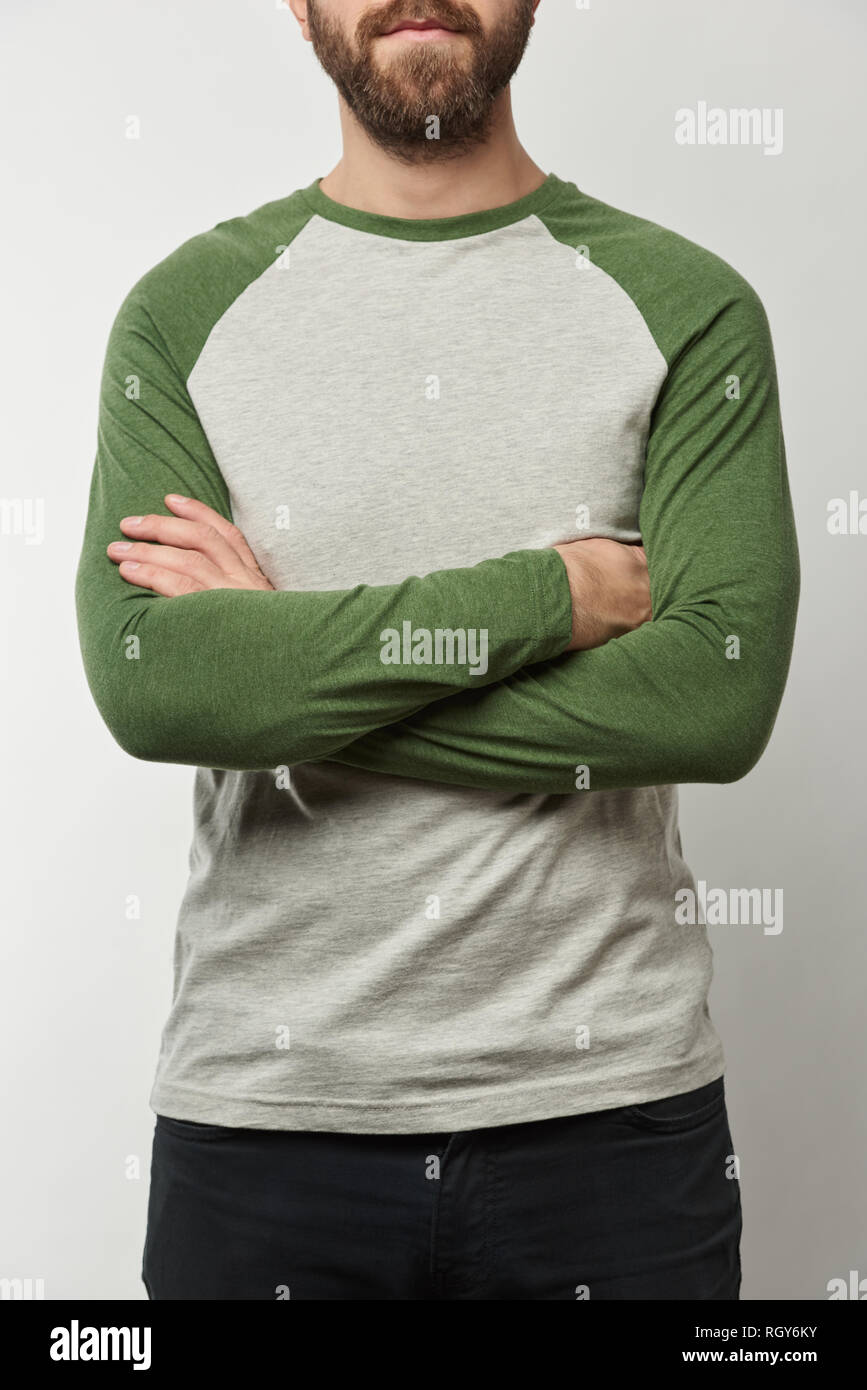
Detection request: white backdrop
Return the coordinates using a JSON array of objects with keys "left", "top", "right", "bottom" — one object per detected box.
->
[{"left": 1, "top": 0, "right": 865, "bottom": 1299}]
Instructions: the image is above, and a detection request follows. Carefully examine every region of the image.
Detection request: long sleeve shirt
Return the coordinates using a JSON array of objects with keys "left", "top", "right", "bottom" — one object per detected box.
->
[{"left": 75, "top": 173, "right": 799, "bottom": 1132}]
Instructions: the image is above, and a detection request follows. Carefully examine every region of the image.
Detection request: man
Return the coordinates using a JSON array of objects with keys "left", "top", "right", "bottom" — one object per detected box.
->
[{"left": 75, "top": 0, "right": 799, "bottom": 1301}]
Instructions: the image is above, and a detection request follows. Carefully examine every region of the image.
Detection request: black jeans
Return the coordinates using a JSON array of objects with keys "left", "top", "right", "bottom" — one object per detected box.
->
[{"left": 142, "top": 1075, "right": 741, "bottom": 1300}]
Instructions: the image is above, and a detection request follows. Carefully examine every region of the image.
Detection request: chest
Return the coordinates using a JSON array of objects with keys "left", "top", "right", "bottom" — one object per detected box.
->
[{"left": 188, "top": 217, "right": 665, "bottom": 589}]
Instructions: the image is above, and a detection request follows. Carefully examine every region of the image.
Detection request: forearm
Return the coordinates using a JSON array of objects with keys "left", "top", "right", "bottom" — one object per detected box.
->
[
  {"left": 76, "top": 540, "right": 572, "bottom": 770},
  {"left": 327, "top": 578, "right": 798, "bottom": 794}
]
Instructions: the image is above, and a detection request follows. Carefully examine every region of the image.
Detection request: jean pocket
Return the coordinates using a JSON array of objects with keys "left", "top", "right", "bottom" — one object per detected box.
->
[{"left": 618, "top": 1075, "right": 726, "bottom": 1134}]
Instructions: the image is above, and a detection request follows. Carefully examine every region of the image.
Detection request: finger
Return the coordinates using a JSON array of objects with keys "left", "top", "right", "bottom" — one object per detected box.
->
[
  {"left": 107, "top": 540, "right": 224, "bottom": 587},
  {"left": 119, "top": 512, "right": 247, "bottom": 577},
  {"left": 116, "top": 559, "right": 205, "bottom": 597},
  {"left": 163, "top": 494, "right": 265, "bottom": 573}
]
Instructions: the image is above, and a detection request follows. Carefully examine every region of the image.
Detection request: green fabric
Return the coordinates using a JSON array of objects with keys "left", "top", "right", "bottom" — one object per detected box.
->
[{"left": 327, "top": 193, "right": 800, "bottom": 792}]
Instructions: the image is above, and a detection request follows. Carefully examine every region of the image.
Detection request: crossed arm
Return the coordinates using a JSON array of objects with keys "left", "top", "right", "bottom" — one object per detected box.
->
[
  {"left": 332, "top": 293, "right": 801, "bottom": 793},
  {"left": 76, "top": 285, "right": 799, "bottom": 792}
]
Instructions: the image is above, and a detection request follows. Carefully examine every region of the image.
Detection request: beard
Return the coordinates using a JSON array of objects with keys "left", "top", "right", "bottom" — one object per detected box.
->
[{"left": 306, "top": 0, "right": 536, "bottom": 162}]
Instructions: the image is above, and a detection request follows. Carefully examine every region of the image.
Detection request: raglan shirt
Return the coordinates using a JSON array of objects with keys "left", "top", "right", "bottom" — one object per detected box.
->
[{"left": 75, "top": 173, "right": 799, "bottom": 1132}]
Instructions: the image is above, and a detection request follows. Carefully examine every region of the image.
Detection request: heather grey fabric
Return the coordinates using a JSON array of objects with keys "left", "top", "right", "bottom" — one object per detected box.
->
[{"left": 150, "top": 193, "right": 725, "bottom": 1132}]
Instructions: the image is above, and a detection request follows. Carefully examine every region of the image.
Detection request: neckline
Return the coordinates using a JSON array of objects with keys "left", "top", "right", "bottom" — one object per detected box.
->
[{"left": 298, "top": 171, "right": 568, "bottom": 241}]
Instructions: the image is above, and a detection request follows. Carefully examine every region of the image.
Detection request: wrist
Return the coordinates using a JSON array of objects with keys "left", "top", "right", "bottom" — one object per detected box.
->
[
  {"left": 552, "top": 543, "right": 585, "bottom": 651},
  {"left": 541, "top": 546, "right": 579, "bottom": 655}
]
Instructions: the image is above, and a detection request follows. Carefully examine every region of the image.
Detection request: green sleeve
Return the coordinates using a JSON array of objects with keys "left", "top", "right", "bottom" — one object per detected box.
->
[
  {"left": 74, "top": 290, "right": 573, "bottom": 771},
  {"left": 328, "top": 284, "right": 799, "bottom": 793}
]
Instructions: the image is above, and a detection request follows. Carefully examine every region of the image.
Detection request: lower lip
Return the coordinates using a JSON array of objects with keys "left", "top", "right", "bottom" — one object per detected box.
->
[{"left": 381, "top": 27, "right": 460, "bottom": 41}]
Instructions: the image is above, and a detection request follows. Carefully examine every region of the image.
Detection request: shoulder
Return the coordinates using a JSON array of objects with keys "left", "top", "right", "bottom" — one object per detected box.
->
[
  {"left": 106, "top": 188, "right": 315, "bottom": 378},
  {"left": 539, "top": 180, "right": 771, "bottom": 363}
]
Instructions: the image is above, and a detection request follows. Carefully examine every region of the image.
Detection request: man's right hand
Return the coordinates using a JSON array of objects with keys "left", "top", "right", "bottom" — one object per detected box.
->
[{"left": 552, "top": 537, "right": 652, "bottom": 652}]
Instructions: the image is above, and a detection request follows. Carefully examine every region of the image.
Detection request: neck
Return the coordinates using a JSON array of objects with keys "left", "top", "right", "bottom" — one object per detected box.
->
[{"left": 319, "top": 89, "right": 546, "bottom": 219}]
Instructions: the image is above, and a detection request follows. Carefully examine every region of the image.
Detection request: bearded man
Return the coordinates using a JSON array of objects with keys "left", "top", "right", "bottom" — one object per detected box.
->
[{"left": 75, "top": 1, "right": 799, "bottom": 1300}]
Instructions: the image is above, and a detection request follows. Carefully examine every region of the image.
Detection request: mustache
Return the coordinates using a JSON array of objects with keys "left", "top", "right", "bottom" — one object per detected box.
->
[{"left": 357, "top": 0, "right": 484, "bottom": 43}]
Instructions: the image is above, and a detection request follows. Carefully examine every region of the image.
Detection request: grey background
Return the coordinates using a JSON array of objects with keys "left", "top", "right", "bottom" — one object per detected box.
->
[{"left": 1, "top": 0, "right": 864, "bottom": 1299}]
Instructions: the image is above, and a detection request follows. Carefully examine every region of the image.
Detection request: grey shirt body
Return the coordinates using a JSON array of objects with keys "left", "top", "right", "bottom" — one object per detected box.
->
[{"left": 148, "top": 176, "right": 725, "bottom": 1131}]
